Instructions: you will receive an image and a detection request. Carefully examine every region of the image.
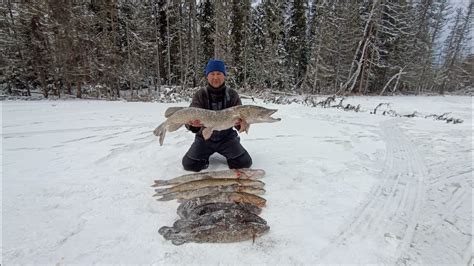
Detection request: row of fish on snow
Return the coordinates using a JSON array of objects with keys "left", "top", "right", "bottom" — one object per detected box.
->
[{"left": 151, "top": 169, "right": 270, "bottom": 245}]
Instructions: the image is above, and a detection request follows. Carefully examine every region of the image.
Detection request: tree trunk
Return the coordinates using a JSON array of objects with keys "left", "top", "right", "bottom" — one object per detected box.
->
[
  {"left": 189, "top": 0, "right": 199, "bottom": 87},
  {"left": 166, "top": 0, "right": 172, "bottom": 84},
  {"left": 178, "top": 0, "right": 184, "bottom": 88},
  {"left": 124, "top": 6, "right": 134, "bottom": 99},
  {"left": 152, "top": 0, "right": 162, "bottom": 96},
  {"left": 243, "top": 1, "right": 250, "bottom": 89},
  {"left": 76, "top": 80, "right": 82, "bottom": 98},
  {"left": 67, "top": 81, "right": 72, "bottom": 94},
  {"left": 110, "top": 0, "right": 120, "bottom": 98},
  {"left": 40, "top": 68, "right": 48, "bottom": 98},
  {"left": 380, "top": 67, "right": 405, "bottom": 96},
  {"left": 342, "top": 0, "right": 379, "bottom": 94},
  {"left": 7, "top": 0, "right": 24, "bottom": 61},
  {"left": 311, "top": 42, "right": 321, "bottom": 93},
  {"left": 214, "top": 0, "right": 224, "bottom": 59}
]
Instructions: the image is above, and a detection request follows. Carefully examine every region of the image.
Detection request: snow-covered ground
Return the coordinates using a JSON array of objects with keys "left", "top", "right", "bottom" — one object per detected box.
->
[{"left": 1, "top": 96, "right": 472, "bottom": 264}]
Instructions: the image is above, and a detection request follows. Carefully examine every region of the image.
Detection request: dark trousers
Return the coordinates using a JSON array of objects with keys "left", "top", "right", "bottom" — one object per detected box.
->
[{"left": 182, "top": 135, "right": 252, "bottom": 172}]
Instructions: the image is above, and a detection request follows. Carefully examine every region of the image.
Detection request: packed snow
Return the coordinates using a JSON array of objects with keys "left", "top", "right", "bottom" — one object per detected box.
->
[{"left": 1, "top": 95, "right": 472, "bottom": 264}]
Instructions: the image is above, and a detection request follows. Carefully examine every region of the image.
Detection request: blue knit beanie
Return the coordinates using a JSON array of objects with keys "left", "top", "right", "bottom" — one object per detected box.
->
[{"left": 205, "top": 59, "right": 226, "bottom": 76}]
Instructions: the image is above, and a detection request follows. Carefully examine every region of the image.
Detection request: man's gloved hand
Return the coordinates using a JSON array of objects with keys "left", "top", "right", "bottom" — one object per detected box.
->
[
  {"left": 186, "top": 119, "right": 203, "bottom": 133},
  {"left": 187, "top": 119, "right": 203, "bottom": 127},
  {"left": 234, "top": 118, "right": 249, "bottom": 133}
]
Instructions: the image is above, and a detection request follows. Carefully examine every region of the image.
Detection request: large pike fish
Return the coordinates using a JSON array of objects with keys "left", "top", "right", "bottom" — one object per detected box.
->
[
  {"left": 153, "top": 178, "right": 265, "bottom": 196},
  {"left": 153, "top": 105, "right": 281, "bottom": 145},
  {"left": 154, "top": 184, "right": 265, "bottom": 201},
  {"left": 152, "top": 168, "right": 266, "bottom": 187}
]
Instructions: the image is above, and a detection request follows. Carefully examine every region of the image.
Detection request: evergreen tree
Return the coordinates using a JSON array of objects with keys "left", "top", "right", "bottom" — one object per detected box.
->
[
  {"left": 230, "top": 0, "right": 250, "bottom": 88},
  {"left": 198, "top": 0, "right": 215, "bottom": 79},
  {"left": 286, "top": 0, "right": 308, "bottom": 90},
  {"left": 248, "top": 4, "right": 265, "bottom": 89},
  {"left": 439, "top": 3, "right": 473, "bottom": 93},
  {"left": 371, "top": 1, "right": 417, "bottom": 94},
  {"left": 250, "top": 0, "right": 290, "bottom": 91},
  {"left": 0, "top": 0, "right": 472, "bottom": 97}
]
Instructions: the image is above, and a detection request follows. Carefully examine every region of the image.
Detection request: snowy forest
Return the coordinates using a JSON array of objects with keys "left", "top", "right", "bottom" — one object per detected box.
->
[{"left": 0, "top": 0, "right": 472, "bottom": 100}]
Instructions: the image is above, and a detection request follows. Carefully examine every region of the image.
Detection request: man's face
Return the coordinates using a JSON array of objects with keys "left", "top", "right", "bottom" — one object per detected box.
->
[{"left": 207, "top": 71, "right": 225, "bottom": 89}]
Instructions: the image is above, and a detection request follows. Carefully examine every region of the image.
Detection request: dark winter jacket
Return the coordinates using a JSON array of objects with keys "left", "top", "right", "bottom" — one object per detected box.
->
[{"left": 186, "top": 84, "right": 242, "bottom": 141}]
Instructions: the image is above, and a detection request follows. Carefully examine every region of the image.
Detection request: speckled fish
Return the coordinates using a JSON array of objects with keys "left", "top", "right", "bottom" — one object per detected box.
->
[
  {"left": 164, "top": 106, "right": 185, "bottom": 118},
  {"left": 177, "top": 192, "right": 267, "bottom": 218},
  {"left": 153, "top": 178, "right": 265, "bottom": 196},
  {"left": 159, "top": 221, "right": 270, "bottom": 245},
  {"left": 152, "top": 168, "right": 266, "bottom": 187},
  {"left": 159, "top": 207, "right": 265, "bottom": 236},
  {"left": 154, "top": 184, "right": 266, "bottom": 201},
  {"left": 153, "top": 105, "right": 281, "bottom": 145},
  {"left": 172, "top": 207, "right": 267, "bottom": 231},
  {"left": 178, "top": 202, "right": 262, "bottom": 220},
  {"left": 158, "top": 208, "right": 269, "bottom": 245}
]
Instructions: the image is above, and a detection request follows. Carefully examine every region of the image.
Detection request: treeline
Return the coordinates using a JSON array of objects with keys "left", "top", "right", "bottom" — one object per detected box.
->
[{"left": 0, "top": 0, "right": 472, "bottom": 100}]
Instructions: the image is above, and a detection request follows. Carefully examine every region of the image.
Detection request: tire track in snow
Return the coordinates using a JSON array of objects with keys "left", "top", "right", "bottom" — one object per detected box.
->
[
  {"left": 94, "top": 138, "right": 155, "bottom": 164},
  {"left": 318, "top": 119, "right": 427, "bottom": 263},
  {"left": 1, "top": 123, "right": 151, "bottom": 138},
  {"left": 397, "top": 127, "right": 472, "bottom": 265}
]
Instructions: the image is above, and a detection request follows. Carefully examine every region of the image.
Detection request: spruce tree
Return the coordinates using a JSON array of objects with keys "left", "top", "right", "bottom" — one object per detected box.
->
[
  {"left": 198, "top": 0, "right": 215, "bottom": 80},
  {"left": 286, "top": 0, "right": 308, "bottom": 91}
]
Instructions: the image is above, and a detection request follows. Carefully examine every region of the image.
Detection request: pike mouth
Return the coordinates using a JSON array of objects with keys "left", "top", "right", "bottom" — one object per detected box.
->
[
  {"left": 267, "top": 109, "right": 278, "bottom": 115},
  {"left": 268, "top": 117, "right": 281, "bottom": 122},
  {"left": 265, "top": 109, "right": 281, "bottom": 121}
]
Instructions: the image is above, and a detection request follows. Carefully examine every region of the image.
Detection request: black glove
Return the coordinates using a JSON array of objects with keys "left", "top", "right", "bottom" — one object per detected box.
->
[{"left": 185, "top": 124, "right": 201, "bottom": 133}]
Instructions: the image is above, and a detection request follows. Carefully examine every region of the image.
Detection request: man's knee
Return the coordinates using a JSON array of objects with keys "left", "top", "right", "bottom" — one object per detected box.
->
[
  {"left": 182, "top": 155, "right": 209, "bottom": 172},
  {"left": 227, "top": 151, "right": 252, "bottom": 169}
]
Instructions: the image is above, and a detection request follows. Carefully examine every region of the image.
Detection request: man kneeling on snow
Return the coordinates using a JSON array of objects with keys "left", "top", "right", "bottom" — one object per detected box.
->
[{"left": 182, "top": 59, "right": 252, "bottom": 172}]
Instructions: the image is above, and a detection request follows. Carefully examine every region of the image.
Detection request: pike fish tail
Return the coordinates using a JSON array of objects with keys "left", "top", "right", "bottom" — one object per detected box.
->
[{"left": 153, "top": 122, "right": 167, "bottom": 146}]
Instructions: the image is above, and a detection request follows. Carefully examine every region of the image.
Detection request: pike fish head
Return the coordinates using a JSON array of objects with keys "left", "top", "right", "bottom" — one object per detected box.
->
[
  {"left": 238, "top": 105, "right": 281, "bottom": 124},
  {"left": 238, "top": 186, "right": 266, "bottom": 195},
  {"left": 230, "top": 192, "right": 267, "bottom": 207},
  {"left": 239, "top": 168, "right": 266, "bottom": 179},
  {"left": 158, "top": 226, "right": 178, "bottom": 239},
  {"left": 246, "top": 222, "right": 270, "bottom": 236}
]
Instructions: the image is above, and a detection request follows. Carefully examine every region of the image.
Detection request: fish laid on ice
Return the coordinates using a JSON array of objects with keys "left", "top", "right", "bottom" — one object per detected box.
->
[
  {"left": 154, "top": 184, "right": 265, "bottom": 201},
  {"left": 159, "top": 208, "right": 269, "bottom": 245},
  {"left": 153, "top": 105, "right": 281, "bottom": 145},
  {"left": 160, "top": 207, "right": 265, "bottom": 236},
  {"left": 171, "top": 207, "right": 267, "bottom": 232},
  {"left": 152, "top": 168, "right": 266, "bottom": 187},
  {"left": 177, "top": 192, "right": 267, "bottom": 218},
  {"left": 160, "top": 222, "right": 270, "bottom": 245},
  {"left": 153, "top": 178, "right": 265, "bottom": 196},
  {"left": 178, "top": 202, "right": 262, "bottom": 220}
]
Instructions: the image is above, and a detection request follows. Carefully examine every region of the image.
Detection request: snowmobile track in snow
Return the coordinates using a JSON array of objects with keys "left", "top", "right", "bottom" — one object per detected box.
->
[
  {"left": 319, "top": 119, "right": 428, "bottom": 262},
  {"left": 318, "top": 118, "right": 472, "bottom": 264}
]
